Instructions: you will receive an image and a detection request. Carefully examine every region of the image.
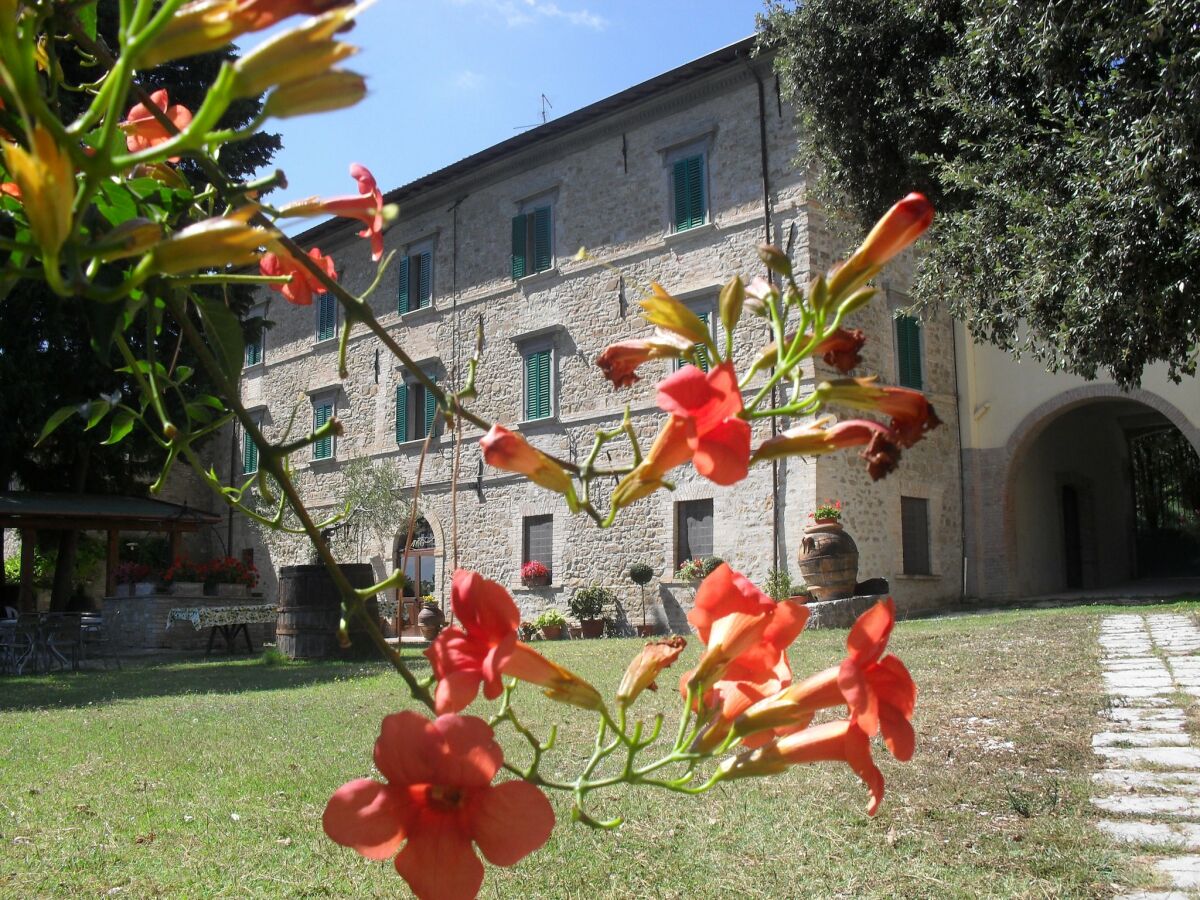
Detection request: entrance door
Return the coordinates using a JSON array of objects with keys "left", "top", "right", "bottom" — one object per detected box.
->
[{"left": 394, "top": 518, "right": 436, "bottom": 636}]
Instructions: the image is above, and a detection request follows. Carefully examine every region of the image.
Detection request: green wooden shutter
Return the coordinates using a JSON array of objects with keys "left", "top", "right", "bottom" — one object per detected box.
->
[
  {"left": 511, "top": 215, "right": 527, "bottom": 280},
  {"left": 417, "top": 252, "right": 432, "bottom": 308},
  {"left": 895, "top": 315, "right": 923, "bottom": 390},
  {"left": 532, "top": 206, "right": 552, "bottom": 272},
  {"left": 244, "top": 334, "right": 261, "bottom": 367},
  {"left": 686, "top": 154, "right": 705, "bottom": 227},
  {"left": 313, "top": 402, "right": 333, "bottom": 459},
  {"left": 317, "top": 295, "right": 336, "bottom": 341},
  {"left": 525, "top": 350, "right": 550, "bottom": 420},
  {"left": 695, "top": 311, "right": 711, "bottom": 372},
  {"left": 673, "top": 154, "right": 706, "bottom": 231},
  {"left": 395, "top": 383, "right": 408, "bottom": 443},
  {"left": 397, "top": 255, "right": 410, "bottom": 314},
  {"left": 424, "top": 375, "right": 437, "bottom": 436},
  {"left": 242, "top": 429, "right": 258, "bottom": 474}
]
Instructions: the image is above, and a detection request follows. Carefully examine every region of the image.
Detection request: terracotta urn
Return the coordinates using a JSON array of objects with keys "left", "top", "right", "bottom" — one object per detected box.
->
[
  {"left": 417, "top": 603, "right": 445, "bottom": 640},
  {"left": 797, "top": 522, "right": 859, "bottom": 601}
]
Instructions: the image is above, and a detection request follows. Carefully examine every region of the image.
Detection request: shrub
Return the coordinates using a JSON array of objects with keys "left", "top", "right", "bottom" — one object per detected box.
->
[
  {"left": 202, "top": 557, "right": 259, "bottom": 588},
  {"left": 533, "top": 610, "right": 566, "bottom": 629},
  {"left": 163, "top": 557, "right": 205, "bottom": 583},
  {"left": 569, "top": 584, "right": 615, "bottom": 621},
  {"left": 700, "top": 556, "right": 724, "bottom": 577},
  {"left": 764, "top": 567, "right": 794, "bottom": 601},
  {"left": 628, "top": 562, "right": 654, "bottom": 585}
]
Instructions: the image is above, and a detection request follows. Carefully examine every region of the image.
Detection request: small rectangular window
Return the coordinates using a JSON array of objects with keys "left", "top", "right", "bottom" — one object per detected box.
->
[
  {"left": 242, "top": 423, "right": 259, "bottom": 475},
  {"left": 397, "top": 249, "right": 433, "bottom": 313},
  {"left": 524, "top": 349, "right": 552, "bottom": 420},
  {"left": 672, "top": 153, "right": 707, "bottom": 232},
  {"left": 675, "top": 498, "right": 714, "bottom": 569},
  {"left": 511, "top": 205, "right": 553, "bottom": 279},
  {"left": 313, "top": 401, "right": 334, "bottom": 460},
  {"left": 901, "top": 496, "right": 932, "bottom": 575},
  {"left": 316, "top": 294, "right": 337, "bottom": 342},
  {"left": 395, "top": 374, "right": 438, "bottom": 443},
  {"left": 523, "top": 514, "right": 553, "bottom": 578},
  {"left": 244, "top": 319, "right": 263, "bottom": 367},
  {"left": 895, "top": 315, "right": 923, "bottom": 390}
]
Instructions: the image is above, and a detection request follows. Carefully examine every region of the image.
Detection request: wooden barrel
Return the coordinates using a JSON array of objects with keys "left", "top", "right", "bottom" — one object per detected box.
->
[{"left": 276, "top": 564, "right": 381, "bottom": 659}]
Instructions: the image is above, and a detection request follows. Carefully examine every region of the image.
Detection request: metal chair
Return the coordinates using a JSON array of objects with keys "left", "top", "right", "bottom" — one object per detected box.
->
[{"left": 43, "top": 613, "right": 82, "bottom": 672}]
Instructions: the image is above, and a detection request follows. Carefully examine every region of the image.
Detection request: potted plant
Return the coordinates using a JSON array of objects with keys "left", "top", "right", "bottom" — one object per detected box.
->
[
  {"left": 799, "top": 499, "right": 858, "bottom": 601},
  {"left": 163, "top": 557, "right": 205, "bottom": 596},
  {"left": 628, "top": 562, "right": 657, "bottom": 636},
  {"left": 518, "top": 620, "right": 538, "bottom": 642},
  {"left": 534, "top": 609, "right": 566, "bottom": 640},
  {"left": 811, "top": 499, "right": 843, "bottom": 526},
  {"left": 521, "top": 560, "right": 550, "bottom": 588},
  {"left": 569, "top": 584, "right": 613, "bottom": 638},
  {"left": 203, "top": 557, "right": 259, "bottom": 598},
  {"left": 114, "top": 561, "right": 156, "bottom": 597},
  {"left": 417, "top": 595, "right": 445, "bottom": 641}
]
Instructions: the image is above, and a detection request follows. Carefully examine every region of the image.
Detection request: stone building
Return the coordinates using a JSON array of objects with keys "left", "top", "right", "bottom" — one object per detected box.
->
[
  {"left": 228, "top": 36, "right": 1200, "bottom": 623},
  {"left": 230, "top": 37, "right": 964, "bottom": 627}
]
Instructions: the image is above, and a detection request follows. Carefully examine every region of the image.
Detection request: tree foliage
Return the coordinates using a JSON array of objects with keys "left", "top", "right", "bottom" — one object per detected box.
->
[{"left": 761, "top": 0, "right": 1200, "bottom": 385}]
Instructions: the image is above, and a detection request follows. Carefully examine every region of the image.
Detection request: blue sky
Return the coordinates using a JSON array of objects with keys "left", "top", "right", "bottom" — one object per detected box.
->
[{"left": 262, "top": 0, "right": 768, "bottom": 204}]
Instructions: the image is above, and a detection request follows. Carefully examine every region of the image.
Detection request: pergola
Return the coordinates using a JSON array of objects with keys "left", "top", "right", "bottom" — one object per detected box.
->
[{"left": 0, "top": 492, "right": 221, "bottom": 611}]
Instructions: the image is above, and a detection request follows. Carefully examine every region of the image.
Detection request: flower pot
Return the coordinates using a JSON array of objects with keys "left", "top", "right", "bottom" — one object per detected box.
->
[
  {"left": 580, "top": 618, "right": 604, "bottom": 639},
  {"left": 568, "top": 625, "right": 583, "bottom": 640},
  {"left": 170, "top": 581, "right": 203, "bottom": 596},
  {"left": 814, "top": 518, "right": 839, "bottom": 526},
  {"left": 635, "top": 623, "right": 659, "bottom": 637},
  {"left": 523, "top": 574, "right": 550, "bottom": 588},
  {"left": 216, "top": 583, "right": 249, "bottom": 599},
  {"left": 417, "top": 604, "right": 445, "bottom": 641},
  {"left": 540, "top": 624, "right": 564, "bottom": 640},
  {"left": 797, "top": 522, "right": 859, "bottom": 602}
]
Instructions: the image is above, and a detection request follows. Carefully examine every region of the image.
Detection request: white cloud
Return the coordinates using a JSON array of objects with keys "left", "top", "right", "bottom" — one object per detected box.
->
[
  {"left": 450, "top": 0, "right": 607, "bottom": 30},
  {"left": 455, "top": 70, "right": 484, "bottom": 90}
]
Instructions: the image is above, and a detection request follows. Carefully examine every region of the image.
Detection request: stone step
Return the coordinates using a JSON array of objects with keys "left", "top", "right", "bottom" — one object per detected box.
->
[
  {"left": 1095, "top": 771, "right": 1200, "bottom": 795},
  {"left": 1092, "top": 795, "right": 1200, "bottom": 817},
  {"left": 1095, "top": 733, "right": 1194, "bottom": 748},
  {"left": 1157, "top": 856, "right": 1200, "bottom": 890},
  {"left": 1094, "top": 747, "right": 1200, "bottom": 768},
  {"left": 1098, "top": 820, "right": 1200, "bottom": 849}
]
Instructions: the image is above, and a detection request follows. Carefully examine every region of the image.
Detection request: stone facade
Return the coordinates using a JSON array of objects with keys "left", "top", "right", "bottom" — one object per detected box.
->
[{"left": 227, "top": 42, "right": 964, "bottom": 625}]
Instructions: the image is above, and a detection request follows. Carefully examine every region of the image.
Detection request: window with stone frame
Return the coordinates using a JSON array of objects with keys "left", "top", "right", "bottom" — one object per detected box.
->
[
  {"left": 900, "top": 495, "right": 932, "bottom": 575},
  {"left": 315, "top": 293, "right": 337, "bottom": 343},
  {"left": 522, "top": 345, "right": 553, "bottom": 421},
  {"left": 675, "top": 498, "right": 714, "bottom": 570},
  {"left": 522, "top": 514, "right": 553, "bottom": 580},
  {"left": 312, "top": 397, "right": 335, "bottom": 461},
  {"left": 395, "top": 370, "right": 438, "bottom": 444},
  {"left": 894, "top": 312, "right": 923, "bottom": 390},
  {"left": 511, "top": 196, "right": 554, "bottom": 279},
  {"left": 397, "top": 238, "right": 434, "bottom": 313},
  {"left": 241, "top": 415, "right": 262, "bottom": 475},
  {"left": 244, "top": 307, "right": 265, "bottom": 367}
]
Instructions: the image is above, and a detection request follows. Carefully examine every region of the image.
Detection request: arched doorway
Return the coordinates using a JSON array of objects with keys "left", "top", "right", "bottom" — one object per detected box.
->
[
  {"left": 394, "top": 517, "right": 436, "bottom": 636},
  {"left": 1004, "top": 397, "right": 1200, "bottom": 596}
]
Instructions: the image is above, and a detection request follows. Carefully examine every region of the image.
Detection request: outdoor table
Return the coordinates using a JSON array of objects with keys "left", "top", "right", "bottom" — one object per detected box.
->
[{"left": 166, "top": 604, "right": 276, "bottom": 656}]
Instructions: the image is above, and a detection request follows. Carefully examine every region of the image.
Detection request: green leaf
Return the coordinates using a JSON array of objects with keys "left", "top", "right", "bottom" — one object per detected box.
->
[
  {"left": 175, "top": 365, "right": 194, "bottom": 384},
  {"left": 95, "top": 180, "right": 139, "bottom": 227},
  {"left": 101, "top": 410, "right": 135, "bottom": 445},
  {"left": 85, "top": 399, "right": 111, "bottom": 431},
  {"left": 77, "top": 3, "right": 98, "bottom": 40},
  {"left": 195, "top": 294, "right": 245, "bottom": 384},
  {"left": 36, "top": 405, "right": 81, "bottom": 446}
]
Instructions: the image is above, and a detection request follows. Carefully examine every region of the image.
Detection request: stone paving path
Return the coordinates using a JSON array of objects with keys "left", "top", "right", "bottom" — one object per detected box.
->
[{"left": 1094, "top": 614, "right": 1200, "bottom": 898}]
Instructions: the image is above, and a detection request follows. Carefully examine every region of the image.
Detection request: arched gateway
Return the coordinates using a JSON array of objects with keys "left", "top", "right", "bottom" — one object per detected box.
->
[
  {"left": 392, "top": 516, "right": 440, "bottom": 636},
  {"left": 965, "top": 386, "right": 1200, "bottom": 599}
]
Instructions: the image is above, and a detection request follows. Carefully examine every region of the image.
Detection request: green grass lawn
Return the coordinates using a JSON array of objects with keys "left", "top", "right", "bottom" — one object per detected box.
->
[{"left": 0, "top": 603, "right": 1190, "bottom": 899}]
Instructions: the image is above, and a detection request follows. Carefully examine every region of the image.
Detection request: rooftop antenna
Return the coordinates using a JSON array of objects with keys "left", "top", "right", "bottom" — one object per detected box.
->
[{"left": 514, "top": 93, "right": 553, "bottom": 131}]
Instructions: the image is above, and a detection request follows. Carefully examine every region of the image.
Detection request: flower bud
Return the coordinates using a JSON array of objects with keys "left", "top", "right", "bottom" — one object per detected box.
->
[
  {"left": 502, "top": 642, "right": 605, "bottom": 712},
  {"left": 232, "top": 6, "right": 359, "bottom": 99},
  {"left": 827, "top": 193, "right": 933, "bottom": 301},
  {"left": 264, "top": 71, "right": 367, "bottom": 119},
  {"left": 639, "top": 283, "right": 712, "bottom": 348},
  {"left": 617, "top": 637, "right": 686, "bottom": 707},
  {"left": 480, "top": 425, "right": 578, "bottom": 511},
  {"left": 151, "top": 210, "right": 273, "bottom": 274},
  {"left": 718, "top": 275, "right": 744, "bottom": 336},
  {"left": 596, "top": 331, "right": 692, "bottom": 389},
  {"left": 2, "top": 125, "right": 75, "bottom": 254},
  {"left": 757, "top": 243, "right": 792, "bottom": 279},
  {"left": 91, "top": 218, "right": 163, "bottom": 262}
]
